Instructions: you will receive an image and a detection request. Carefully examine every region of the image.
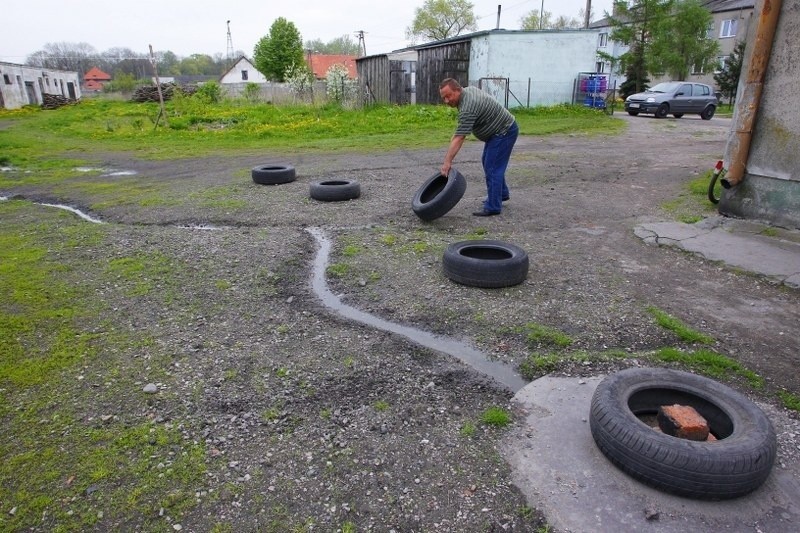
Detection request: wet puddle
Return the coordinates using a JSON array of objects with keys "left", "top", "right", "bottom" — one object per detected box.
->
[{"left": 307, "top": 227, "right": 527, "bottom": 393}]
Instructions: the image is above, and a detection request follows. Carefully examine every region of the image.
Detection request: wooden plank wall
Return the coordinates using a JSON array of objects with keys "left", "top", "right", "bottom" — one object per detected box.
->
[{"left": 416, "top": 41, "right": 470, "bottom": 105}]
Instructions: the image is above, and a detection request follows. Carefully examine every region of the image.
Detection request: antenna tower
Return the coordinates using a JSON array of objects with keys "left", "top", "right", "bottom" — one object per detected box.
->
[
  {"left": 226, "top": 20, "right": 234, "bottom": 66},
  {"left": 355, "top": 30, "right": 367, "bottom": 57}
]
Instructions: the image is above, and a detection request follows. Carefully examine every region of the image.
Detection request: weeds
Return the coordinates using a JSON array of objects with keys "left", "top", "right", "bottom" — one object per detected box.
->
[
  {"left": 647, "top": 306, "right": 715, "bottom": 344},
  {"left": 653, "top": 347, "right": 763, "bottom": 388},
  {"left": 778, "top": 391, "right": 800, "bottom": 412},
  {"left": 481, "top": 407, "right": 512, "bottom": 427}
]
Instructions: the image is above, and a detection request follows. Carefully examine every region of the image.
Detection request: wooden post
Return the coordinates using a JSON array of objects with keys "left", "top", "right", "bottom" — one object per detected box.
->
[{"left": 149, "top": 44, "right": 168, "bottom": 128}]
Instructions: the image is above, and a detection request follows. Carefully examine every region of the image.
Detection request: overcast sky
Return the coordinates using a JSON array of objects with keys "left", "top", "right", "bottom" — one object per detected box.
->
[{"left": 0, "top": 0, "right": 613, "bottom": 62}]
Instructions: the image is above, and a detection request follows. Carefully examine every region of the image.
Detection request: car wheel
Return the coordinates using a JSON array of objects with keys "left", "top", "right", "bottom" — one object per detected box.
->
[
  {"left": 309, "top": 179, "right": 361, "bottom": 202},
  {"left": 411, "top": 169, "right": 467, "bottom": 221},
  {"left": 655, "top": 103, "right": 669, "bottom": 119},
  {"left": 252, "top": 164, "right": 296, "bottom": 185},
  {"left": 627, "top": 110, "right": 639, "bottom": 116},
  {"left": 589, "top": 367, "right": 777, "bottom": 500},
  {"left": 672, "top": 113, "right": 684, "bottom": 118},
  {"left": 701, "top": 106, "right": 716, "bottom": 120},
  {"left": 442, "top": 240, "right": 529, "bottom": 288}
]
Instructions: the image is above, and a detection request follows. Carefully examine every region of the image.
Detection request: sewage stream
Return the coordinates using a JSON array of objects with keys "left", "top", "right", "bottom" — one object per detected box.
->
[
  {"left": 0, "top": 196, "right": 527, "bottom": 393},
  {"left": 307, "top": 227, "right": 527, "bottom": 393}
]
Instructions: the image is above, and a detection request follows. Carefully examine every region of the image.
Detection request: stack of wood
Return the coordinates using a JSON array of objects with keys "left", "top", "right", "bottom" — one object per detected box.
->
[
  {"left": 41, "top": 93, "right": 78, "bottom": 110},
  {"left": 130, "top": 83, "right": 198, "bottom": 103}
]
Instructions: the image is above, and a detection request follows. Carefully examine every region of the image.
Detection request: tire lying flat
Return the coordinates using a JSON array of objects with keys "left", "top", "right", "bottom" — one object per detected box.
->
[
  {"left": 252, "top": 164, "right": 296, "bottom": 185},
  {"left": 589, "top": 367, "right": 777, "bottom": 500},
  {"left": 442, "top": 240, "right": 529, "bottom": 288},
  {"left": 309, "top": 179, "right": 361, "bottom": 202},
  {"left": 412, "top": 169, "right": 467, "bottom": 221}
]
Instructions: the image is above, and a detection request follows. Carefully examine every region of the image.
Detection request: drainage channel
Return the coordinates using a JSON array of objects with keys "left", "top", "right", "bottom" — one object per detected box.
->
[
  {"left": 0, "top": 196, "right": 527, "bottom": 393},
  {"left": 307, "top": 227, "right": 527, "bottom": 393}
]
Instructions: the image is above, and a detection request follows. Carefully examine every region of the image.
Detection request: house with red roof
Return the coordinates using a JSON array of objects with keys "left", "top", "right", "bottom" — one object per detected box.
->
[
  {"left": 306, "top": 54, "right": 357, "bottom": 80},
  {"left": 83, "top": 66, "right": 111, "bottom": 91}
]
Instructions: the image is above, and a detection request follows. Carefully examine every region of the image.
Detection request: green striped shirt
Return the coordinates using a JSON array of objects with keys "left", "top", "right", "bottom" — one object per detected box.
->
[{"left": 455, "top": 86, "right": 515, "bottom": 142}]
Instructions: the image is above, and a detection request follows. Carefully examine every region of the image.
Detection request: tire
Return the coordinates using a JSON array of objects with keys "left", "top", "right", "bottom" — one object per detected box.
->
[
  {"left": 411, "top": 169, "right": 467, "bottom": 221},
  {"left": 627, "top": 110, "right": 639, "bottom": 116},
  {"left": 252, "top": 164, "right": 296, "bottom": 185},
  {"left": 589, "top": 367, "right": 777, "bottom": 500},
  {"left": 701, "top": 105, "right": 716, "bottom": 120},
  {"left": 442, "top": 240, "right": 529, "bottom": 288},
  {"left": 655, "top": 103, "right": 669, "bottom": 119},
  {"left": 309, "top": 179, "right": 361, "bottom": 202},
  {"left": 672, "top": 113, "right": 684, "bottom": 118}
]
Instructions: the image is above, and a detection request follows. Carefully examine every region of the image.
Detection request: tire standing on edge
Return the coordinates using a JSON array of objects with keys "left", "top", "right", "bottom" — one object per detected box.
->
[
  {"left": 442, "top": 240, "right": 529, "bottom": 288},
  {"left": 412, "top": 169, "right": 467, "bottom": 221},
  {"left": 252, "top": 164, "right": 296, "bottom": 185},
  {"left": 589, "top": 367, "right": 777, "bottom": 500}
]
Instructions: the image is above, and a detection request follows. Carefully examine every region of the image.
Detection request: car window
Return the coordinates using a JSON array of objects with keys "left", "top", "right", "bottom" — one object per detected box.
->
[
  {"left": 679, "top": 84, "right": 693, "bottom": 96},
  {"left": 694, "top": 84, "right": 710, "bottom": 96}
]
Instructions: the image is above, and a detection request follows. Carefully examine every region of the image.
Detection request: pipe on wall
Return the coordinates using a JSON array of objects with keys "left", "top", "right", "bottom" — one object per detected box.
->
[{"left": 722, "top": 0, "right": 782, "bottom": 189}]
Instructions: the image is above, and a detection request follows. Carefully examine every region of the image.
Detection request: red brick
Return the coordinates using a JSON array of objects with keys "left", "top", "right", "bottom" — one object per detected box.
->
[{"left": 657, "top": 404, "right": 710, "bottom": 441}]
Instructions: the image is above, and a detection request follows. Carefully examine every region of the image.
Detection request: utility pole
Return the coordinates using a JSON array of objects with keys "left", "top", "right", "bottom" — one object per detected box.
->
[
  {"left": 584, "top": 0, "right": 592, "bottom": 29},
  {"left": 226, "top": 20, "right": 234, "bottom": 67},
  {"left": 355, "top": 30, "right": 367, "bottom": 57}
]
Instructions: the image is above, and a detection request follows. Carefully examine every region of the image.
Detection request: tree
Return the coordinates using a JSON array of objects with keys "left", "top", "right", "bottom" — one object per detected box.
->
[
  {"left": 648, "top": 0, "right": 719, "bottom": 80},
  {"left": 26, "top": 42, "right": 98, "bottom": 76},
  {"left": 519, "top": 10, "right": 553, "bottom": 30},
  {"left": 406, "top": 0, "right": 477, "bottom": 43},
  {"left": 253, "top": 17, "right": 305, "bottom": 82},
  {"left": 601, "top": 0, "right": 673, "bottom": 95},
  {"left": 714, "top": 40, "right": 745, "bottom": 104},
  {"left": 304, "top": 35, "right": 360, "bottom": 55}
]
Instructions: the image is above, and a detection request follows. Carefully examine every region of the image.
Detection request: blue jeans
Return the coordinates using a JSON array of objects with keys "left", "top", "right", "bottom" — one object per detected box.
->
[{"left": 481, "top": 121, "right": 518, "bottom": 213}]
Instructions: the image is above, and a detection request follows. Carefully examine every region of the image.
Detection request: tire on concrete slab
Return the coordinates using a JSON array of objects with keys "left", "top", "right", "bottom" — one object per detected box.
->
[{"left": 589, "top": 367, "right": 777, "bottom": 500}]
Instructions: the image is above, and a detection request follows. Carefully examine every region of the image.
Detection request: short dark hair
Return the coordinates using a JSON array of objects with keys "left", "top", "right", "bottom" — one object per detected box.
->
[{"left": 439, "top": 78, "right": 462, "bottom": 91}]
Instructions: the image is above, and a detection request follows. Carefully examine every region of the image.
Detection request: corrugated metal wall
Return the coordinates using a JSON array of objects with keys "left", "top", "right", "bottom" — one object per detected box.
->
[{"left": 416, "top": 41, "right": 470, "bottom": 105}]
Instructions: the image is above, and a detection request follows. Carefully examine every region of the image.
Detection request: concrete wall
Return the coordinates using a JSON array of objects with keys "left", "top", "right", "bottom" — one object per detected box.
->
[
  {"left": 0, "top": 62, "right": 81, "bottom": 109},
  {"left": 720, "top": 0, "right": 800, "bottom": 229},
  {"left": 469, "top": 30, "right": 600, "bottom": 107}
]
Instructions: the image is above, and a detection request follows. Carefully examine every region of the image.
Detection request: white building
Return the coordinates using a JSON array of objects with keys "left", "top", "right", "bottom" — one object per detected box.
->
[
  {"left": 0, "top": 62, "right": 81, "bottom": 109},
  {"left": 219, "top": 57, "right": 267, "bottom": 85}
]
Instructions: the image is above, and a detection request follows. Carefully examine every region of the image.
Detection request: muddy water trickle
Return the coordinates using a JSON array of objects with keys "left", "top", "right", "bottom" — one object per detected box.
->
[{"left": 307, "top": 227, "right": 527, "bottom": 393}]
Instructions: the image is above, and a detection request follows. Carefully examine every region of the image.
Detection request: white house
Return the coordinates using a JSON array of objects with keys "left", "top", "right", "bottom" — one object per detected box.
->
[
  {"left": 219, "top": 57, "right": 267, "bottom": 85},
  {"left": 0, "top": 62, "right": 81, "bottom": 109}
]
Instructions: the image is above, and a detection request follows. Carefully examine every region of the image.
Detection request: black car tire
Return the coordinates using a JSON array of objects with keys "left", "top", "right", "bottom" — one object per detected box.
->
[
  {"left": 589, "top": 367, "right": 777, "bottom": 500},
  {"left": 655, "top": 103, "right": 669, "bottom": 119},
  {"left": 252, "top": 164, "right": 296, "bottom": 185},
  {"left": 412, "top": 169, "right": 467, "bottom": 221},
  {"left": 673, "top": 113, "right": 684, "bottom": 118},
  {"left": 701, "top": 106, "right": 716, "bottom": 120},
  {"left": 309, "top": 179, "right": 361, "bottom": 202},
  {"left": 627, "top": 110, "right": 639, "bottom": 116},
  {"left": 442, "top": 240, "right": 529, "bottom": 288}
]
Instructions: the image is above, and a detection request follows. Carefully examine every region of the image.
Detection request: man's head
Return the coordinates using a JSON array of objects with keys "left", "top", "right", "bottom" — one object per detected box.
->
[{"left": 439, "top": 78, "right": 462, "bottom": 107}]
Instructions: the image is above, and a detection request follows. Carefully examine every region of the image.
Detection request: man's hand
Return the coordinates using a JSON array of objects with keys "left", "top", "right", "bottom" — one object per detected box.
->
[{"left": 441, "top": 135, "right": 466, "bottom": 177}]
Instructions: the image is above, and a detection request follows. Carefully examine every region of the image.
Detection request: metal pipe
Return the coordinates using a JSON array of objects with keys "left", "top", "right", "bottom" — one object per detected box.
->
[{"left": 722, "top": 0, "right": 782, "bottom": 189}]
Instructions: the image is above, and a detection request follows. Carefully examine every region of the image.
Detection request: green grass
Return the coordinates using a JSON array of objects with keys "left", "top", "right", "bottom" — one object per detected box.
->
[
  {"left": 777, "top": 390, "right": 800, "bottom": 412},
  {"left": 653, "top": 347, "right": 764, "bottom": 388},
  {"left": 647, "top": 306, "right": 715, "bottom": 344},
  {"left": 520, "top": 323, "right": 573, "bottom": 348},
  {"left": 480, "top": 407, "right": 512, "bottom": 427},
  {"left": 519, "top": 349, "right": 631, "bottom": 380},
  {"left": 661, "top": 168, "right": 722, "bottom": 223}
]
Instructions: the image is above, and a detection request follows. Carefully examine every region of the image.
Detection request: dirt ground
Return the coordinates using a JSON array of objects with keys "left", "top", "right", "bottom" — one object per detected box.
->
[{"left": 3, "top": 112, "right": 799, "bottom": 532}]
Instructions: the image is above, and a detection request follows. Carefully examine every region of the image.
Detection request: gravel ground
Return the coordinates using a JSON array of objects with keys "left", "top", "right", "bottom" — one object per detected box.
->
[{"left": 2, "top": 113, "right": 798, "bottom": 532}]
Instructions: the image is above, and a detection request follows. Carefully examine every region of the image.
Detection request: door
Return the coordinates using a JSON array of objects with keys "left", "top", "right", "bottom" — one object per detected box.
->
[
  {"left": 673, "top": 83, "right": 693, "bottom": 113},
  {"left": 67, "top": 82, "right": 76, "bottom": 99},
  {"left": 24, "top": 81, "right": 37, "bottom": 104}
]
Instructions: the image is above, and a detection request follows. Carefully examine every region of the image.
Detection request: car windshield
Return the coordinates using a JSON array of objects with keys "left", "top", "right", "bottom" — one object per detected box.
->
[{"left": 646, "top": 82, "right": 682, "bottom": 94}]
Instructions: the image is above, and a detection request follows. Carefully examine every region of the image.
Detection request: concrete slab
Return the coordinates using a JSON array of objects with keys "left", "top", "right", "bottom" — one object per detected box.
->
[
  {"left": 502, "top": 375, "right": 800, "bottom": 533},
  {"left": 635, "top": 217, "right": 800, "bottom": 288}
]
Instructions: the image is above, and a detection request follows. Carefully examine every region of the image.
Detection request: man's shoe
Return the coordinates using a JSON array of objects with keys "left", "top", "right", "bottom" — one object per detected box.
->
[
  {"left": 472, "top": 209, "right": 500, "bottom": 217},
  {"left": 502, "top": 196, "right": 510, "bottom": 202}
]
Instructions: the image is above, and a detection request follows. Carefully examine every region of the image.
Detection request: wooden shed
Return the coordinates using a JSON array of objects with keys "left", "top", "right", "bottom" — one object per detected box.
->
[
  {"left": 414, "top": 36, "right": 471, "bottom": 105},
  {"left": 356, "top": 50, "right": 416, "bottom": 105}
]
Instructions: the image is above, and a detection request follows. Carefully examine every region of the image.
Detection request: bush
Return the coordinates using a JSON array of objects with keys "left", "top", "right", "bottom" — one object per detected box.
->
[{"left": 195, "top": 81, "right": 222, "bottom": 104}]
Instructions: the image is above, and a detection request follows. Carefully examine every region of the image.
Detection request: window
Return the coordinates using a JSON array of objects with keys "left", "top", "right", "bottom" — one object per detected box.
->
[
  {"left": 692, "top": 61, "right": 705, "bottom": 75},
  {"left": 715, "top": 56, "right": 728, "bottom": 73},
  {"left": 720, "top": 19, "right": 738, "bottom": 38},
  {"left": 598, "top": 33, "right": 608, "bottom": 47},
  {"left": 706, "top": 21, "right": 715, "bottom": 38},
  {"left": 679, "top": 84, "right": 693, "bottom": 96},
  {"left": 241, "top": 70, "right": 248, "bottom": 81},
  {"left": 595, "top": 61, "right": 605, "bottom": 73},
  {"left": 3, "top": 74, "right": 10, "bottom": 84},
  {"left": 694, "top": 84, "right": 710, "bottom": 96}
]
